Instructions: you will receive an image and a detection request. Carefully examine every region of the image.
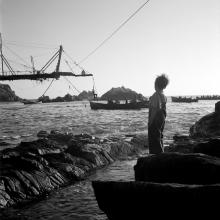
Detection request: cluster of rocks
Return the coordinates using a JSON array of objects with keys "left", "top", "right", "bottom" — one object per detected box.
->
[
  {"left": 38, "top": 91, "right": 95, "bottom": 103},
  {"left": 0, "top": 83, "right": 147, "bottom": 103},
  {"left": 38, "top": 87, "right": 146, "bottom": 103},
  {"left": 165, "top": 101, "right": 220, "bottom": 154},
  {"left": 93, "top": 101, "right": 220, "bottom": 219},
  {"left": 0, "top": 131, "right": 147, "bottom": 209}
]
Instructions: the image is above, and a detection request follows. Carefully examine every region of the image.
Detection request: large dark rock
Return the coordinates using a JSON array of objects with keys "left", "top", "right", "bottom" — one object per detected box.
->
[
  {"left": 0, "top": 132, "right": 146, "bottom": 209},
  {"left": 190, "top": 101, "right": 220, "bottom": 137},
  {"left": 165, "top": 135, "right": 199, "bottom": 153},
  {"left": 165, "top": 135, "right": 220, "bottom": 159},
  {"left": 193, "top": 139, "right": 220, "bottom": 158},
  {"left": 92, "top": 180, "right": 220, "bottom": 220},
  {"left": 0, "top": 83, "right": 20, "bottom": 101},
  {"left": 134, "top": 152, "right": 220, "bottom": 184},
  {"left": 215, "top": 101, "right": 220, "bottom": 113}
]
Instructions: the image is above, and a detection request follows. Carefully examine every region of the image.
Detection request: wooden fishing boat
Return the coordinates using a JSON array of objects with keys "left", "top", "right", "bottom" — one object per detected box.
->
[
  {"left": 90, "top": 100, "right": 149, "bottom": 110},
  {"left": 21, "top": 100, "right": 42, "bottom": 104},
  {"left": 92, "top": 180, "right": 220, "bottom": 220},
  {"left": 171, "top": 96, "right": 198, "bottom": 103}
]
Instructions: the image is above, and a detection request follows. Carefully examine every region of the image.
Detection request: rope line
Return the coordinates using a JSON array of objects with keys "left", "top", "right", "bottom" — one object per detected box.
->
[
  {"left": 3, "top": 44, "right": 31, "bottom": 68},
  {"left": 7, "top": 59, "right": 32, "bottom": 69},
  {"left": 78, "top": 0, "right": 151, "bottom": 64},
  {"left": 63, "top": 50, "right": 93, "bottom": 75},
  {"left": 40, "top": 78, "right": 55, "bottom": 97},
  {"left": 63, "top": 76, "right": 81, "bottom": 94},
  {"left": 11, "top": 79, "right": 55, "bottom": 110},
  {"left": 4, "top": 40, "right": 57, "bottom": 50}
]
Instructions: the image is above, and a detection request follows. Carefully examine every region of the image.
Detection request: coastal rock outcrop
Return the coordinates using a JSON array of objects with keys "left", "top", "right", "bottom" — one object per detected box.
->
[
  {"left": 165, "top": 101, "right": 220, "bottom": 156},
  {"left": 0, "top": 131, "right": 147, "bottom": 209},
  {"left": 38, "top": 90, "right": 95, "bottom": 103},
  {"left": 0, "top": 83, "right": 20, "bottom": 101},
  {"left": 134, "top": 152, "right": 220, "bottom": 184},
  {"left": 164, "top": 135, "right": 220, "bottom": 158},
  {"left": 189, "top": 101, "right": 220, "bottom": 137}
]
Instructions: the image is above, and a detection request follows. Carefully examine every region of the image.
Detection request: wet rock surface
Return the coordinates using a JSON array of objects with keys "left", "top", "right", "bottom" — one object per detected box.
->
[
  {"left": 190, "top": 101, "right": 220, "bottom": 137},
  {"left": 0, "top": 131, "right": 147, "bottom": 209},
  {"left": 165, "top": 135, "right": 220, "bottom": 158},
  {"left": 165, "top": 101, "right": 220, "bottom": 157},
  {"left": 134, "top": 152, "right": 220, "bottom": 184}
]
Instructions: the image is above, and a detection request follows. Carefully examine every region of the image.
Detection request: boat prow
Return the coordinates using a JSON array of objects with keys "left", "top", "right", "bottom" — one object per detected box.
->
[{"left": 92, "top": 180, "right": 220, "bottom": 220}]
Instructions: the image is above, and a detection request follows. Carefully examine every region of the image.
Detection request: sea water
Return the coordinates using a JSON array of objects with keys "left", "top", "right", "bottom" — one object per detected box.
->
[{"left": 0, "top": 100, "right": 217, "bottom": 219}]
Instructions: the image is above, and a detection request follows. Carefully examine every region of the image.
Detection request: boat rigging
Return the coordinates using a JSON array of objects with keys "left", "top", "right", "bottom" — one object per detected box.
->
[{"left": 0, "top": 34, "right": 93, "bottom": 82}]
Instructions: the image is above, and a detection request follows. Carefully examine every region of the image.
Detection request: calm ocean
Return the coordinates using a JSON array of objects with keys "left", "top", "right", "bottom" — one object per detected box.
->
[{"left": 0, "top": 100, "right": 217, "bottom": 219}]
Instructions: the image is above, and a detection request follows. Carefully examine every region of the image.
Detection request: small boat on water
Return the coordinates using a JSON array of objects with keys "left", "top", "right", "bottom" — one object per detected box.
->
[
  {"left": 90, "top": 100, "right": 149, "bottom": 110},
  {"left": 197, "top": 95, "right": 220, "bottom": 100},
  {"left": 21, "top": 100, "right": 42, "bottom": 104},
  {"left": 171, "top": 96, "right": 198, "bottom": 103}
]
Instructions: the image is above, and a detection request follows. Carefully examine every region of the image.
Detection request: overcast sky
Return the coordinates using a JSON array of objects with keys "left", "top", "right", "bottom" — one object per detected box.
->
[{"left": 1, "top": 0, "right": 220, "bottom": 98}]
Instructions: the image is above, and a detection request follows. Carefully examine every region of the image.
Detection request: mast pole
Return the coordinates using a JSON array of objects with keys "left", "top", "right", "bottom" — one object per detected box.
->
[
  {"left": 0, "top": 33, "right": 4, "bottom": 75},
  {"left": 30, "top": 56, "right": 36, "bottom": 74},
  {"left": 56, "top": 45, "right": 63, "bottom": 72}
]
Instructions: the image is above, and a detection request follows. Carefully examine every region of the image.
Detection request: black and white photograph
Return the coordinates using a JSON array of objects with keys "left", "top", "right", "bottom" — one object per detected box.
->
[{"left": 0, "top": 0, "right": 220, "bottom": 219}]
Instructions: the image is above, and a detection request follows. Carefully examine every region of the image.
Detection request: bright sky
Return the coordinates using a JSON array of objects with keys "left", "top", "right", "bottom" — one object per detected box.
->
[{"left": 1, "top": 0, "right": 220, "bottom": 98}]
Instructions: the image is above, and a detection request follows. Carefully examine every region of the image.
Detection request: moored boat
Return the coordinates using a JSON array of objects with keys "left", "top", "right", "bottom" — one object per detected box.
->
[
  {"left": 90, "top": 100, "right": 149, "bottom": 110},
  {"left": 197, "top": 95, "right": 220, "bottom": 100},
  {"left": 171, "top": 96, "right": 198, "bottom": 103},
  {"left": 21, "top": 100, "right": 42, "bottom": 104}
]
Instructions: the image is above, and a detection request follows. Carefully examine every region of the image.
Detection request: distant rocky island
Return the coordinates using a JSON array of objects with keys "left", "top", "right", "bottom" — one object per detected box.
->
[
  {"left": 38, "top": 90, "right": 95, "bottom": 103},
  {"left": 100, "top": 86, "right": 145, "bottom": 101},
  {"left": 0, "top": 84, "right": 146, "bottom": 102},
  {"left": 38, "top": 86, "right": 146, "bottom": 103},
  {"left": 0, "top": 83, "right": 20, "bottom": 101}
]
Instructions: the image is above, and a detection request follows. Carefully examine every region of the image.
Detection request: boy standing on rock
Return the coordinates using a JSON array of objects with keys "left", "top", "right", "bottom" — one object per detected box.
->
[{"left": 148, "top": 74, "right": 169, "bottom": 154}]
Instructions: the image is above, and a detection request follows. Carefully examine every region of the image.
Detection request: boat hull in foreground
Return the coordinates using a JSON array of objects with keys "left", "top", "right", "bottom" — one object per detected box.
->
[{"left": 92, "top": 180, "right": 220, "bottom": 220}]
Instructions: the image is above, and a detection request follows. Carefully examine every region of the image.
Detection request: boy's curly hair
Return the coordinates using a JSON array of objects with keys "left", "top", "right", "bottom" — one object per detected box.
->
[{"left": 155, "top": 74, "right": 169, "bottom": 90}]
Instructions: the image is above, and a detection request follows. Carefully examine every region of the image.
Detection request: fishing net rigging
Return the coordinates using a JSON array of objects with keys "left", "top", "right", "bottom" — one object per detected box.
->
[
  {"left": 0, "top": 40, "right": 96, "bottom": 108},
  {"left": 0, "top": 0, "right": 151, "bottom": 106}
]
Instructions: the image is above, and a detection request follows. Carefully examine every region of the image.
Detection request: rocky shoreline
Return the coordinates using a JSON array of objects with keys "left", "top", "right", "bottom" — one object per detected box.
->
[
  {"left": 93, "top": 101, "right": 220, "bottom": 219},
  {"left": 0, "top": 131, "right": 147, "bottom": 209}
]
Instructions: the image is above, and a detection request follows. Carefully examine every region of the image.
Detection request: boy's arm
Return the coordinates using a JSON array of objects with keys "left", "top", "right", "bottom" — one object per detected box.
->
[
  {"left": 148, "top": 94, "right": 161, "bottom": 126},
  {"left": 148, "top": 107, "right": 158, "bottom": 127}
]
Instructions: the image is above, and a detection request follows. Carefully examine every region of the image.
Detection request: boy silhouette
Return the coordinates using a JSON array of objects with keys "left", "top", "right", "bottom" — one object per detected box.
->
[{"left": 148, "top": 74, "right": 169, "bottom": 154}]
